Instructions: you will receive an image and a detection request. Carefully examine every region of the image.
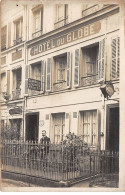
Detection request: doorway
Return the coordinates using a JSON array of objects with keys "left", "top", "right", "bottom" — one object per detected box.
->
[
  {"left": 106, "top": 106, "right": 119, "bottom": 151},
  {"left": 26, "top": 113, "right": 39, "bottom": 141}
]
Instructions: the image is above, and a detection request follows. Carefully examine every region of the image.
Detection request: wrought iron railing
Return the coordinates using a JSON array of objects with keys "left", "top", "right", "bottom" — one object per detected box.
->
[
  {"left": 12, "top": 89, "right": 21, "bottom": 100},
  {"left": 89, "top": 150, "right": 119, "bottom": 188},
  {"left": 32, "top": 29, "right": 43, "bottom": 39},
  {"left": 53, "top": 80, "right": 67, "bottom": 92},
  {"left": 13, "top": 37, "right": 22, "bottom": 46},
  {"left": 54, "top": 17, "right": 68, "bottom": 29},
  {"left": 1, "top": 140, "right": 90, "bottom": 185},
  {"left": 81, "top": 74, "right": 98, "bottom": 86}
]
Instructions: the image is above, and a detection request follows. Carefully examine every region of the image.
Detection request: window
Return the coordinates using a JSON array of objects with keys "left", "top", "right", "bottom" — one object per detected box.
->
[
  {"left": 74, "top": 39, "right": 105, "bottom": 87},
  {"left": 12, "top": 68, "right": 22, "bottom": 99},
  {"left": 32, "top": 6, "right": 43, "bottom": 38},
  {"left": 52, "top": 53, "right": 71, "bottom": 92},
  {"left": 30, "top": 63, "right": 41, "bottom": 95},
  {"left": 81, "top": 45, "right": 99, "bottom": 86},
  {"left": 14, "top": 18, "right": 23, "bottom": 45},
  {"left": 1, "top": 73, "right": 7, "bottom": 93},
  {"left": 52, "top": 113, "right": 65, "bottom": 143},
  {"left": 54, "top": 4, "right": 68, "bottom": 29},
  {"left": 1, "top": 26, "right": 7, "bottom": 51},
  {"left": 80, "top": 110, "right": 97, "bottom": 147}
]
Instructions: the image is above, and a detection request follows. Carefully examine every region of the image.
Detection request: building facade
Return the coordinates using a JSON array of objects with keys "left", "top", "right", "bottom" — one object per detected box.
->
[{"left": 1, "top": 2, "right": 120, "bottom": 151}]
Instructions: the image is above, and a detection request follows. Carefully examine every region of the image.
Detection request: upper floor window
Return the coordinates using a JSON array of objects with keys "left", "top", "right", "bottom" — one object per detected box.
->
[
  {"left": 13, "top": 17, "right": 23, "bottom": 46},
  {"left": 32, "top": 6, "right": 43, "bottom": 39},
  {"left": 12, "top": 68, "right": 22, "bottom": 100},
  {"left": 54, "top": 4, "right": 68, "bottom": 29},
  {"left": 74, "top": 39, "right": 105, "bottom": 88},
  {"left": 1, "top": 26, "right": 7, "bottom": 51},
  {"left": 30, "top": 63, "right": 41, "bottom": 95},
  {"left": 1, "top": 73, "right": 6, "bottom": 93}
]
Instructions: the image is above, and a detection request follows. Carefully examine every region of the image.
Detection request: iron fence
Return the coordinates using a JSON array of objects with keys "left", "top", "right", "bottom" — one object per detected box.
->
[
  {"left": 1, "top": 140, "right": 90, "bottom": 184},
  {"left": 89, "top": 150, "right": 119, "bottom": 188}
]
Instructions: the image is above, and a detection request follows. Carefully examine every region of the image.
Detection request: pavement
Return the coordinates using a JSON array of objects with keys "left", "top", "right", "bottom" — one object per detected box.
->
[{"left": 1, "top": 178, "right": 89, "bottom": 188}]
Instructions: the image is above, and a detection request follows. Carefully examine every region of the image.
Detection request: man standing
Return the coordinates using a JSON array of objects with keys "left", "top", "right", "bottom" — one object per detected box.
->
[{"left": 40, "top": 130, "right": 50, "bottom": 158}]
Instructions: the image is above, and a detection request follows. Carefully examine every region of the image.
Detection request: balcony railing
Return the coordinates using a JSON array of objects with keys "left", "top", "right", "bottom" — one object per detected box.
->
[
  {"left": 54, "top": 17, "right": 68, "bottom": 29},
  {"left": 13, "top": 37, "right": 22, "bottom": 46},
  {"left": 53, "top": 80, "right": 67, "bottom": 92},
  {"left": 12, "top": 89, "right": 21, "bottom": 100},
  {"left": 81, "top": 74, "right": 98, "bottom": 87},
  {"left": 32, "top": 29, "right": 43, "bottom": 39}
]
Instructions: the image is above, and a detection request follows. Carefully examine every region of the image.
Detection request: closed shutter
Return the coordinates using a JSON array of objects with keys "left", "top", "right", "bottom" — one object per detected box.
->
[
  {"left": 65, "top": 113, "right": 70, "bottom": 137},
  {"left": 111, "top": 37, "right": 120, "bottom": 79},
  {"left": 41, "top": 61, "right": 45, "bottom": 92},
  {"left": 98, "top": 38, "right": 105, "bottom": 82},
  {"left": 8, "top": 22, "right": 11, "bottom": 47},
  {"left": 25, "top": 65, "right": 29, "bottom": 95},
  {"left": 46, "top": 58, "right": 51, "bottom": 92},
  {"left": 74, "top": 49, "right": 80, "bottom": 87},
  {"left": 67, "top": 52, "right": 71, "bottom": 88},
  {"left": 7, "top": 70, "right": 10, "bottom": 94}
]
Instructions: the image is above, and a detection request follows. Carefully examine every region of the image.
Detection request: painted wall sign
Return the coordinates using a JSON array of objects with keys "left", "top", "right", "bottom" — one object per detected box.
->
[
  {"left": 30, "top": 21, "right": 101, "bottom": 56},
  {"left": 28, "top": 78, "right": 41, "bottom": 91}
]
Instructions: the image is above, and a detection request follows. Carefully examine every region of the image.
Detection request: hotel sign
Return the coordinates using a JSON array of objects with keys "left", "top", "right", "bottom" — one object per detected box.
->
[
  {"left": 28, "top": 78, "right": 41, "bottom": 91},
  {"left": 30, "top": 21, "right": 101, "bottom": 56}
]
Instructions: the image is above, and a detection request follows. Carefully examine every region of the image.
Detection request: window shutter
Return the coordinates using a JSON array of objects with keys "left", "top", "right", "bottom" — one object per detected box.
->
[
  {"left": 98, "top": 38, "right": 105, "bottom": 82},
  {"left": 8, "top": 22, "right": 11, "bottom": 47},
  {"left": 46, "top": 58, "right": 52, "bottom": 92},
  {"left": 7, "top": 70, "right": 10, "bottom": 95},
  {"left": 41, "top": 61, "right": 45, "bottom": 92},
  {"left": 25, "top": 65, "right": 29, "bottom": 95},
  {"left": 111, "top": 37, "right": 120, "bottom": 79},
  {"left": 67, "top": 52, "right": 71, "bottom": 88},
  {"left": 74, "top": 49, "right": 80, "bottom": 87},
  {"left": 97, "top": 109, "right": 101, "bottom": 150},
  {"left": 65, "top": 113, "right": 70, "bottom": 137}
]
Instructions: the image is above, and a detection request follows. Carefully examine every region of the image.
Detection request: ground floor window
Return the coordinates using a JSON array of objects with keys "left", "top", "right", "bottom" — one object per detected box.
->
[
  {"left": 51, "top": 113, "right": 65, "bottom": 143},
  {"left": 80, "top": 110, "right": 97, "bottom": 147}
]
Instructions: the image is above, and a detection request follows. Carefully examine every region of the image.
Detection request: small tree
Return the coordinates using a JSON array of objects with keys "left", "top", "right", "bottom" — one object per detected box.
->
[{"left": 1, "top": 123, "right": 20, "bottom": 140}]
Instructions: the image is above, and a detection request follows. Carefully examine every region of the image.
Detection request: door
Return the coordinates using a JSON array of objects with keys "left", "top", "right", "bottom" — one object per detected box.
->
[
  {"left": 26, "top": 113, "right": 39, "bottom": 141},
  {"left": 107, "top": 106, "right": 119, "bottom": 151}
]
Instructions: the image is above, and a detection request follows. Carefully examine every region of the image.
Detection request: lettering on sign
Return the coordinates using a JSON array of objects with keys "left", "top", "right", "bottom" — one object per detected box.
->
[
  {"left": 28, "top": 78, "right": 41, "bottom": 91},
  {"left": 12, "top": 50, "right": 22, "bottom": 61},
  {"left": 30, "top": 21, "right": 101, "bottom": 56},
  {"left": 1, "top": 56, "right": 6, "bottom": 65}
]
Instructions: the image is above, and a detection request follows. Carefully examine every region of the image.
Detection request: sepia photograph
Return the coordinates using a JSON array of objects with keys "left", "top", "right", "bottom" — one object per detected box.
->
[{"left": 0, "top": 0, "right": 125, "bottom": 192}]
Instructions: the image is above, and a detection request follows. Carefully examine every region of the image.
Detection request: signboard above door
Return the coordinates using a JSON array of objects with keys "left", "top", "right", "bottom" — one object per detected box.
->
[{"left": 28, "top": 78, "right": 41, "bottom": 91}]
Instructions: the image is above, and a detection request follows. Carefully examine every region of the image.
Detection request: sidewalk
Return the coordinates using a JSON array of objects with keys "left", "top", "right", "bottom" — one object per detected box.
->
[{"left": 1, "top": 178, "right": 38, "bottom": 187}]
